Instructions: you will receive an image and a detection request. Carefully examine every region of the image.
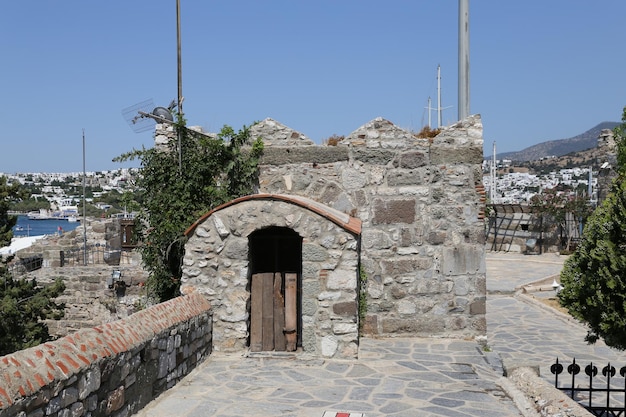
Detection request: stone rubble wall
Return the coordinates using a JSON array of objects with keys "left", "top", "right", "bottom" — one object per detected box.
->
[
  {"left": 34, "top": 265, "right": 149, "bottom": 338},
  {"left": 0, "top": 294, "right": 212, "bottom": 417},
  {"left": 11, "top": 219, "right": 149, "bottom": 338},
  {"left": 254, "top": 116, "right": 487, "bottom": 340},
  {"left": 183, "top": 197, "right": 360, "bottom": 358}
]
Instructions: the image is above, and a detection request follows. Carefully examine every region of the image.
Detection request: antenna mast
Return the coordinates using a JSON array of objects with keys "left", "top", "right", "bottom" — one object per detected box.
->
[
  {"left": 424, "top": 96, "right": 435, "bottom": 128},
  {"left": 436, "top": 65, "right": 452, "bottom": 128},
  {"left": 437, "top": 65, "right": 442, "bottom": 128},
  {"left": 176, "top": 0, "right": 183, "bottom": 173},
  {"left": 490, "top": 141, "right": 497, "bottom": 202}
]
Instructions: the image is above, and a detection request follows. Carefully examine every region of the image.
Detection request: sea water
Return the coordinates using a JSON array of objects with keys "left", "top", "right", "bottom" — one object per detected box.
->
[{"left": 12, "top": 215, "right": 80, "bottom": 237}]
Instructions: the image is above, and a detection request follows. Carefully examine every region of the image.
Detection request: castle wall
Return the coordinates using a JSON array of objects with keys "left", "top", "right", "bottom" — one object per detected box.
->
[
  {"left": 182, "top": 115, "right": 487, "bottom": 357},
  {"left": 254, "top": 116, "right": 486, "bottom": 339},
  {"left": 0, "top": 294, "right": 212, "bottom": 417}
]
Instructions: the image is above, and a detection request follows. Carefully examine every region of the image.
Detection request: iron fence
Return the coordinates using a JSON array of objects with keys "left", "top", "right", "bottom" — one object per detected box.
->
[
  {"left": 551, "top": 357, "right": 626, "bottom": 417},
  {"left": 59, "top": 245, "right": 134, "bottom": 267},
  {"left": 7, "top": 245, "right": 134, "bottom": 278}
]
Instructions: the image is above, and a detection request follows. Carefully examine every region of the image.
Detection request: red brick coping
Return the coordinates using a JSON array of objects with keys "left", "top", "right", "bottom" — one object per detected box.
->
[{"left": 0, "top": 293, "right": 211, "bottom": 409}]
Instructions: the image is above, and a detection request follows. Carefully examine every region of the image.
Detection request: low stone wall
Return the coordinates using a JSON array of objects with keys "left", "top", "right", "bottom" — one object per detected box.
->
[
  {"left": 0, "top": 294, "right": 212, "bottom": 417},
  {"left": 32, "top": 265, "right": 149, "bottom": 338}
]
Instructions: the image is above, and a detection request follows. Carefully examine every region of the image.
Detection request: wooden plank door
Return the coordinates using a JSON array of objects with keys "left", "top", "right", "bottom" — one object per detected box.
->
[{"left": 250, "top": 272, "right": 297, "bottom": 352}]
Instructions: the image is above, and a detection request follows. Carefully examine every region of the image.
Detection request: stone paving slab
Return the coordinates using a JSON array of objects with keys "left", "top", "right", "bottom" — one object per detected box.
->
[
  {"left": 134, "top": 252, "right": 626, "bottom": 417},
  {"left": 134, "top": 338, "right": 522, "bottom": 417},
  {"left": 485, "top": 251, "right": 566, "bottom": 294}
]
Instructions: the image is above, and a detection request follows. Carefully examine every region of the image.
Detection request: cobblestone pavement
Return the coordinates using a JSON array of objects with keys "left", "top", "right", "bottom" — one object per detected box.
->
[{"left": 134, "top": 252, "right": 626, "bottom": 416}]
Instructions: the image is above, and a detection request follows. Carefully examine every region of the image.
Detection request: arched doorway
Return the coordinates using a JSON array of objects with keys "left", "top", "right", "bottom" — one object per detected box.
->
[{"left": 248, "top": 226, "right": 302, "bottom": 352}]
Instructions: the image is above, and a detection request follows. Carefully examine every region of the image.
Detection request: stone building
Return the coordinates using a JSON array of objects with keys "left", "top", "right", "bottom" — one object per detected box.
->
[{"left": 180, "top": 116, "right": 486, "bottom": 358}]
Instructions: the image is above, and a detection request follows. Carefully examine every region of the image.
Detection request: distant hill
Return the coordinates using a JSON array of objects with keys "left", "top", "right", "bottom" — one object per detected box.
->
[{"left": 494, "top": 122, "right": 620, "bottom": 162}]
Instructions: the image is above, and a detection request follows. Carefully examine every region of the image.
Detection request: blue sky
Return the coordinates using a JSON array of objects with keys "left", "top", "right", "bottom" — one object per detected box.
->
[{"left": 1, "top": 1, "right": 625, "bottom": 173}]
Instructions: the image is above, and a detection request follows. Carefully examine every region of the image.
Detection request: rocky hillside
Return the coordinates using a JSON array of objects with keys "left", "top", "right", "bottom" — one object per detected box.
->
[{"left": 496, "top": 122, "right": 619, "bottom": 162}]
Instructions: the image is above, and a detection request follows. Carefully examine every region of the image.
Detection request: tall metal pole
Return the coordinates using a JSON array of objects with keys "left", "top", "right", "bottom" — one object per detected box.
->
[
  {"left": 82, "top": 129, "right": 87, "bottom": 265},
  {"left": 437, "top": 65, "right": 442, "bottom": 128},
  {"left": 176, "top": 0, "right": 183, "bottom": 173},
  {"left": 458, "top": 0, "right": 470, "bottom": 120},
  {"left": 490, "top": 141, "right": 497, "bottom": 203}
]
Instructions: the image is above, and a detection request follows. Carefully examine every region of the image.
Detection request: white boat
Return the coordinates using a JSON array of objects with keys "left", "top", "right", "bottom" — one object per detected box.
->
[{"left": 28, "top": 209, "right": 52, "bottom": 220}]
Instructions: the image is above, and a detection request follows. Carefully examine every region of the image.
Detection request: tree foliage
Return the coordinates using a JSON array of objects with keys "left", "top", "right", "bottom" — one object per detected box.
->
[
  {"left": 0, "top": 177, "right": 66, "bottom": 355},
  {"left": 115, "top": 119, "right": 263, "bottom": 301},
  {"left": 0, "top": 176, "right": 22, "bottom": 245},
  {"left": 0, "top": 277, "right": 65, "bottom": 355},
  {"left": 559, "top": 105, "right": 626, "bottom": 349},
  {"left": 529, "top": 187, "right": 593, "bottom": 251}
]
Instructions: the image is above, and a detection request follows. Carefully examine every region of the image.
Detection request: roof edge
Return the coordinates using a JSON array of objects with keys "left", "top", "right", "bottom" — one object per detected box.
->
[{"left": 185, "top": 194, "right": 362, "bottom": 237}]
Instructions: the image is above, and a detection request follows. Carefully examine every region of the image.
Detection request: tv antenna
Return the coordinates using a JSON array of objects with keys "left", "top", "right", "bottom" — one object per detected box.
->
[{"left": 122, "top": 99, "right": 177, "bottom": 133}]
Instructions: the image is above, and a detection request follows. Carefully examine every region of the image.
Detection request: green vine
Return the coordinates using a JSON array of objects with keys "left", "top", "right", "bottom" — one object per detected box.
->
[
  {"left": 114, "top": 119, "right": 263, "bottom": 302},
  {"left": 358, "top": 265, "right": 368, "bottom": 332}
]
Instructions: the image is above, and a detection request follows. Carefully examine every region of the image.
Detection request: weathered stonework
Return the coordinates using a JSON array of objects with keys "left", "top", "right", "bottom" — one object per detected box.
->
[
  {"left": 183, "top": 196, "right": 360, "bottom": 358},
  {"left": 182, "top": 115, "right": 486, "bottom": 358},
  {"left": 10, "top": 219, "right": 149, "bottom": 338},
  {"left": 0, "top": 294, "right": 212, "bottom": 417}
]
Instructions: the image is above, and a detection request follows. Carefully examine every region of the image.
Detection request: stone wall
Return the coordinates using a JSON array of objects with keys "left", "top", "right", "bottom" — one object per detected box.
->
[
  {"left": 183, "top": 195, "right": 361, "bottom": 358},
  {"left": 181, "top": 115, "right": 487, "bottom": 357},
  {"left": 0, "top": 294, "right": 212, "bottom": 417},
  {"left": 35, "top": 265, "right": 149, "bottom": 338},
  {"left": 254, "top": 116, "right": 486, "bottom": 340},
  {"left": 9, "top": 218, "right": 149, "bottom": 338}
]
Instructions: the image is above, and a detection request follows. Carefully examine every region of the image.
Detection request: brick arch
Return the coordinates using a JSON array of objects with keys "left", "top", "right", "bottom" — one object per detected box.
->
[{"left": 181, "top": 194, "right": 361, "bottom": 359}]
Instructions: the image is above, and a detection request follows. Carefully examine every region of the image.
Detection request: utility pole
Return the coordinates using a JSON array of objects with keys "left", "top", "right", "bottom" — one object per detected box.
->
[{"left": 458, "top": 0, "right": 470, "bottom": 120}]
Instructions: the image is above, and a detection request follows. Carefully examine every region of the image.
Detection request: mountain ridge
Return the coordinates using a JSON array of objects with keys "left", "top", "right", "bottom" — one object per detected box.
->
[{"left": 493, "top": 121, "right": 620, "bottom": 162}]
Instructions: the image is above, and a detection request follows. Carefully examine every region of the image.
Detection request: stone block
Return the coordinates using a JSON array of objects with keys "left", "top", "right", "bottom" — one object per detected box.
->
[
  {"left": 78, "top": 368, "right": 101, "bottom": 400},
  {"left": 259, "top": 146, "right": 348, "bottom": 165},
  {"left": 332, "top": 322, "right": 357, "bottom": 335},
  {"left": 326, "top": 269, "right": 356, "bottom": 290},
  {"left": 321, "top": 335, "right": 338, "bottom": 357},
  {"left": 333, "top": 301, "right": 357, "bottom": 316},
  {"left": 470, "top": 297, "right": 486, "bottom": 315},
  {"left": 387, "top": 170, "right": 423, "bottom": 187},
  {"left": 342, "top": 168, "right": 367, "bottom": 190},
  {"left": 302, "top": 243, "right": 327, "bottom": 262},
  {"left": 106, "top": 386, "right": 125, "bottom": 414},
  {"left": 430, "top": 146, "right": 483, "bottom": 165},
  {"left": 441, "top": 246, "right": 485, "bottom": 276},
  {"left": 393, "top": 150, "right": 428, "bottom": 168},
  {"left": 380, "top": 257, "right": 432, "bottom": 275},
  {"left": 352, "top": 148, "right": 396, "bottom": 165},
  {"left": 382, "top": 316, "right": 445, "bottom": 334}
]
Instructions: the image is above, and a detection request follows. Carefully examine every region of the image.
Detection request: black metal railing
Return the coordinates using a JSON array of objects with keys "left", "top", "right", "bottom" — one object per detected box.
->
[
  {"left": 8, "top": 245, "right": 134, "bottom": 278},
  {"left": 551, "top": 357, "right": 626, "bottom": 417},
  {"left": 59, "top": 245, "right": 133, "bottom": 267}
]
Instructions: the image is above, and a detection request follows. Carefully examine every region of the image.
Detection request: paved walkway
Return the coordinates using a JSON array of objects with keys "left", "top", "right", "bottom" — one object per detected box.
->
[{"left": 134, "top": 252, "right": 626, "bottom": 417}]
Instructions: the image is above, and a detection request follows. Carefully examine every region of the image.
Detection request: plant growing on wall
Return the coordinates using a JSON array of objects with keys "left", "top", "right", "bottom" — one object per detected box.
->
[
  {"left": 0, "top": 176, "right": 66, "bottom": 355},
  {"left": 559, "top": 106, "right": 626, "bottom": 349},
  {"left": 358, "top": 265, "right": 368, "bottom": 332},
  {"left": 115, "top": 118, "right": 263, "bottom": 301}
]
